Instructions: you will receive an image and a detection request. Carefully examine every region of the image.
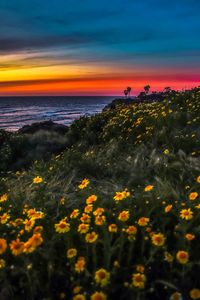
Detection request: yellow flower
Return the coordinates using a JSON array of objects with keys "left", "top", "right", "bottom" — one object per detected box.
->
[
  {"left": 176, "top": 250, "right": 189, "bottom": 264},
  {"left": 132, "top": 273, "right": 146, "bottom": 289},
  {"left": 93, "top": 208, "right": 105, "bottom": 216},
  {"left": 138, "top": 217, "right": 149, "bottom": 226},
  {"left": 108, "top": 224, "right": 118, "bottom": 233},
  {"left": 190, "top": 289, "right": 200, "bottom": 299},
  {"left": 185, "top": 233, "right": 195, "bottom": 241},
  {"left": 33, "top": 226, "right": 43, "bottom": 233},
  {"left": 84, "top": 205, "right": 93, "bottom": 213},
  {"left": 189, "top": 192, "right": 198, "bottom": 201},
  {"left": 60, "top": 197, "right": 65, "bottom": 205},
  {"left": 180, "top": 208, "right": 193, "bottom": 220},
  {"left": 73, "top": 286, "right": 82, "bottom": 294},
  {"left": 24, "top": 218, "right": 35, "bottom": 232},
  {"left": 126, "top": 225, "right": 137, "bottom": 235},
  {"left": 163, "top": 149, "right": 170, "bottom": 155},
  {"left": 164, "top": 252, "right": 174, "bottom": 263},
  {"left": 73, "top": 294, "right": 86, "bottom": 300},
  {"left": 33, "top": 176, "right": 43, "bottom": 184},
  {"left": 27, "top": 209, "right": 44, "bottom": 220},
  {"left": 75, "top": 257, "right": 86, "bottom": 273},
  {"left": 85, "top": 231, "right": 98, "bottom": 243},
  {"left": 165, "top": 205, "right": 173, "bottom": 213},
  {"left": 144, "top": 185, "right": 154, "bottom": 192},
  {"left": 67, "top": 248, "right": 77, "bottom": 259},
  {"left": 70, "top": 209, "right": 80, "bottom": 219},
  {"left": 196, "top": 176, "right": 200, "bottom": 184},
  {"left": 90, "top": 291, "right": 107, "bottom": 300},
  {"left": 0, "top": 238, "right": 7, "bottom": 254},
  {"left": 195, "top": 204, "right": 200, "bottom": 209},
  {"left": 0, "top": 259, "right": 6, "bottom": 268},
  {"left": 95, "top": 268, "right": 110, "bottom": 286},
  {"left": 151, "top": 233, "right": 165, "bottom": 247},
  {"left": 113, "top": 190, "right": 130, "bottom": 201},
  {"left": 29, "top": 233, "right": 43, "bottom": 248},
  {"left": 55, "top": 220, "right": 70, "bottom": 233},
  {"left": 80, "top": 213, "right": 91, "bottom": 223},
  {"left": 0, "top": 193, "right": 8, "bottom": 202},
  {"left": 170, "top": 292, "right": 182, "bottom": 300},
  {"left": 118, "top": 210, "right": 130, "bottom": 222},
  {"left": 10, "top": 239, "right": 24, "bottom": 256},
  {"left": 78, "top": 223, "right": 90, "bottom": 234},
  {"left": 95, "top": 215, "right": 106, "bottom": 226},
  {"left": 0, "top": 213, "right": 10, "bottom": 224},
  {"left": 78, "top": 178, "right": 90, "bottom": 189},
  {"left": 86, "top": 195, "right": 97, "bottom": 205}
]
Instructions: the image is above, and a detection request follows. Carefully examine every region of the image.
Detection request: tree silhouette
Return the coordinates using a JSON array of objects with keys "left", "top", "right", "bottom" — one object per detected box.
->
[
  {"left": 144, "top": 85, "right": 150, "bottom": 94},
  {"left": 124, "top": 89, "right": 128, "bottom": 98},
  {"left": 164, "top": 87, "right": 171, "bottom": 93},
  {"left": 127, "top": 86, "right": 132, "bottom": 97}
]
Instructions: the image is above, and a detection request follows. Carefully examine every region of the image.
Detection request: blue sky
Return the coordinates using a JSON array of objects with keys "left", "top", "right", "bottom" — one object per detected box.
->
[{"left": 0, "top": 0, "right": 199, "bottom": 95}]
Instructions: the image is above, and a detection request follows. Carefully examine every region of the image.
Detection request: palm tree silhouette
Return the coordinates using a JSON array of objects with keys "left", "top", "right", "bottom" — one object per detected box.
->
[
  {"left": 127, "top": 86, "right": 132, "bottom": 97},
  {"left": 124, "top": 89, "right": 128, "bottom": 98}
]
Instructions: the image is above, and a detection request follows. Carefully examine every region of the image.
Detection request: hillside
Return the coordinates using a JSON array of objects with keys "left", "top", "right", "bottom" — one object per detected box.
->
[{"left": 0, "top": 87, "right": 200, "bottom": 300}]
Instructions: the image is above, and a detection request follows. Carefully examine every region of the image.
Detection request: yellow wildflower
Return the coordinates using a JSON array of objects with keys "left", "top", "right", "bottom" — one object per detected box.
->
[
  {"left": 170, "top": 292, "right": 182, "bottom": 300},
  {"left": 108, "top": 224, "right": 118, "bottom": 233},
  {"left": 0, "top": 259, "right": 6, "bottom": 268},
  {"left": 190, "top": 289, "right": 200, "bottom": 299},
  {"left": 10, "top": 239, "right": 24, "bottom": 256},
  {"left": 180, "top": 208, "right": 193, "bottom": 220},
  {"left": 73, "top": 294, "right": 86, "bottom": 300},
  {"left": 78, "top": 178, "right": 89, "bottom": 189},
  {"left": 24, "top": 218, "right": 35, "bottom": 232},
  {"left": 165, "top": 205, "right": 173, "bottom": 213},
  {"left": 138, "top": 217, "right": 149, "bottom": 226},
  {"left": 55, "top": 220, "right": 70, "bottom": 233},
  {"left": 0, "top": 193, "right": 8, "bottom": 202},
  {"left": 78, "top": 223, "right": 90, "bottom": 234},
  {"left": 189, "top": 192, "right": 198, "bottom": 201},
  {"left": 118, "top": 210, "right": 130, "bottom": 222},
  {"left": 67, "top": 248, "right": 77, "bottom": 259},
  {"left": 0, "top": 213, "right": 10, "bottom": 224},
  {"left": 185, "top": 233, "right": 195, "bottom": 241},
  {"left": 70, "top": 209, "right": 80, "bottom": 219},
  {"left": 95, "top": 268, "right": 110, "bottom": 287},
  {"left": 33, "top": 176, "right": 43, "bottom": 184},
  {"left": 176, "top": 250, "right": 189, "bottom": 264},
  {"left": 132, "top": 273, "right": 146, "bottom": 289},
  {"left": 144, "top": 185, "right": 154, "bottom": 192},
  {"left": 151, "top": 233, "right": 165, "bottom": 247},
  {"left": 86, "top": 195, "right": 97, "bottom": 205},
  {"left": 75, "top": 257, "right": 86, "bottom": 273},
  {"left": 0, "top": 239, "right": 7, "bottom": 254},
  {"left": 95, "top": 215, "right": 106, "bottom": 226},
  {"left": 90, "top": 292, "right": 107, "bottom": 300},
  {"left": 85, "top": 231, "right": 98, "bottom": 243}
]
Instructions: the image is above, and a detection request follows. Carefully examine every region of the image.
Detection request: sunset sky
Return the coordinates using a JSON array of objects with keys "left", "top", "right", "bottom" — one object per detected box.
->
[{"left": 0, "top": 0, "right": 200, "bottom": 96}]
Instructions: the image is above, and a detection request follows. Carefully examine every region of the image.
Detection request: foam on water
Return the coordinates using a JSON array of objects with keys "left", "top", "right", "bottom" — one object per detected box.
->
[{"left": 0, "top": 96, "right": 114, "bottom": 131}]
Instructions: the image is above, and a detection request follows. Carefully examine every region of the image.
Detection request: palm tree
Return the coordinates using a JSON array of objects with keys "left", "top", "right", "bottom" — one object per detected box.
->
[
  {"left": 144, "top": 85, "right": 150, "bottom": 94},
  {"left": 124, "top": 89, "right": 128, "bottom": 98},
  {"left": 127, "top": 86, "right": 132, "bottom": 97}
]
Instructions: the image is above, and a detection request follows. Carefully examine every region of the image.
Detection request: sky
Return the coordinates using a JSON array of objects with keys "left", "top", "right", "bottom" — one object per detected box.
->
[{"left": 0, "top": 0, "right": 200, "bottom": 96}]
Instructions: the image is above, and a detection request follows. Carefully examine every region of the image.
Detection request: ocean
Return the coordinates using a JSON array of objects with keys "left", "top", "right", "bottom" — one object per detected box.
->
[{"left": 0, "top": 96, "right": 114, "bottom": 131}]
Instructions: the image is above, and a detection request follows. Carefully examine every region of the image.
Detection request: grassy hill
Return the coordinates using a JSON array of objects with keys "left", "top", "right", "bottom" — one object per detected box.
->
[{"left": 0, "top": 87, "right": 200, "bottom": 300}]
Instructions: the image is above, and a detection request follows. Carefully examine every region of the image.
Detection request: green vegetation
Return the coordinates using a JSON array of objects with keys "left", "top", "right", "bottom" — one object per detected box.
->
[{"left": 0, "top": 87, "right": 200, "bottom": 300}]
